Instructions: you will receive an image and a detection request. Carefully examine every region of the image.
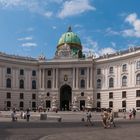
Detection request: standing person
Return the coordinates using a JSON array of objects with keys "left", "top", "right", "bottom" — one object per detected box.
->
[
  {"left": 26, "top": 109, "right": 30, "bottom": 122},
  {"left": 86, "top": 109, "right": 92, "bottom": 126},
  {"left": 132, "top": 108, "right": 136, "bottom": 119},
  {"left": 11, "top": 110, "right": 17, "bottom": 122},
  {"left": 101, "top": 109, "right": 108, "bottom": 128},
  {"left": 129, "top": 109, "right": 132, "bottom": 120},
  {"left": 108, "top": 109, "right": 116, "bottom": 128}
]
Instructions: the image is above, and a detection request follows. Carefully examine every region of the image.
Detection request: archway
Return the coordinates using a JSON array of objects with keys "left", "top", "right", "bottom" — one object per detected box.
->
[{"left": 60, "top": 84, "right": 72, "bottom": 111}]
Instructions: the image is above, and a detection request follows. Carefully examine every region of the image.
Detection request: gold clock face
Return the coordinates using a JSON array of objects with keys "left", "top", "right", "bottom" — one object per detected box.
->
[{"left": 64, "top": 74, "right": 68, "bottom": 81}]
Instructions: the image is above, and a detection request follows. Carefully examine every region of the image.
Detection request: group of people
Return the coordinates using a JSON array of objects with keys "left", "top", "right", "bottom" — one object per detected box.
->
[
  {"left": 101, "top": 109, "right": 116, "bottom": 128},
  {"left": 11, "top": 108, "right": 31, "bottom": 122},
  {"left": 128, "top": 108, "right": 136, "bottom": 120},
  {"left": 85, "top": 108, "right": 116, "bottom": 128}
]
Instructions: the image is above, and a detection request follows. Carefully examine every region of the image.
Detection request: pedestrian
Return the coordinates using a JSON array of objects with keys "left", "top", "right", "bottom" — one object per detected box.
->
[
  {"left": 108, "top": 109, "right": 116, "bottom": 128},
  {"left": 129, "top": 109, "right": 132, "bottom": 120},
  {"left": 11, "top": 110, "right": 17, "bottom": 122},
  {"left": 26, "top": 109, "right": 30, "bottom": 122},
  {"left": 132, "top": 108, "right": 136, "bottom": 119},
  {"left": 86, "top": 109, "right": 92, "bottom": 126},
  {"left": 101, "top": 108, "right": 108, "bottom": 128}
]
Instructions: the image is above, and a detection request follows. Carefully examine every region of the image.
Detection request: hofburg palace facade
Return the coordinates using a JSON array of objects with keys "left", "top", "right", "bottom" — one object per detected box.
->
[{"left": 0, "top": 27, "right": 140, "bottom": 111}]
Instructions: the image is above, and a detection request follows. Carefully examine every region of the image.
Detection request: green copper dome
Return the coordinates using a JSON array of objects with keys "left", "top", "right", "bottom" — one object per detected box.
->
[{"left": 57, "top": 27, "right": 81, "bottom": 47}]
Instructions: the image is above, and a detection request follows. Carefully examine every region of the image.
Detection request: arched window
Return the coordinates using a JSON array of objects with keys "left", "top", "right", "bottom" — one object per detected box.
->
[
  {"left": 6, "top": 78, "right": 11, "bottom": 88},
  {"left": 80, "top": 79, "right": 85, "bottom": 88},
  {"left": 122, "top": 100, "right": 126, "bottom": 108},
  {"left": 136, "top": 74, "right": 140, "bottom": 85},
  {"left": 109, "top": 78, "right": 114, "bottom": 88},
  {"left": 32, "top": 80, "right": 36, "bottom": 89},
  {"left": 122, "top": 76, "right": 127, "bottom": 86},
  {"left": 97, "top": 79, "right": 101, "bottom": 88},
  {"left": 47, "top": 80, "right": 51, "bottom": 88},
  {"left": 19, "top": 79, "right": 24, "bottom": 89},
  {"left": 109, "top": 101, "right": 113, "bottom": 108},
  {"left": 19, "top": 101, "right": 24, "bottom": 108}
]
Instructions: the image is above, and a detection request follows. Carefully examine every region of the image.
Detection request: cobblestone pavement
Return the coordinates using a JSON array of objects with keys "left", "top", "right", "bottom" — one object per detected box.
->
[{"left": 0, "top": 111, "right": 140, "bottom": 140}]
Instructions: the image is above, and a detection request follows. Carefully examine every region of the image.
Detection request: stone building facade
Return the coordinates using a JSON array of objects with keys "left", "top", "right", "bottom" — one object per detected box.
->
[{"left": 0, "top": 27, "right": 140, "bottom": 111}]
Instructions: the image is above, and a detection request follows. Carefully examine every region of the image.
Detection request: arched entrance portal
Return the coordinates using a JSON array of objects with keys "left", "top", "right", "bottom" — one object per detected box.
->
[{"left": 60, "top": 85, "right": 72, "bottom": 111}]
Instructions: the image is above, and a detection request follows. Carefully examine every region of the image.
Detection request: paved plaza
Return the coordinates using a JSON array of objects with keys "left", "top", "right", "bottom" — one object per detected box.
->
[{"left": 0, "top": 111, "right": 140, "bottom": 140}]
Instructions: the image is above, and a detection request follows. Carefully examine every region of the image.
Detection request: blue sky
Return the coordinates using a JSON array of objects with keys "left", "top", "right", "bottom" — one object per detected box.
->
[{"left": 0, "top": 0, "right": 140, "bottom": 59}]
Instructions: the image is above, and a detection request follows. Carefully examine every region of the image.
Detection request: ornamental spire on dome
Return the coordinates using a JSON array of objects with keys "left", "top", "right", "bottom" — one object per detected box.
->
[{"left": 67, "top": 26, "right": 72, "bottom": 32}]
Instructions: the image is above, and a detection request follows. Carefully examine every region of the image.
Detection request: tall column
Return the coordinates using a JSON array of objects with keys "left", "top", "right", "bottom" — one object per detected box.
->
[
  {"left": 56, "top": 68, "right": 58, "bottom": 89},
  {"left": 53, "top": 68, "right": 55, "bottom": 89},
  {"left": 39, "top": 69, "right": 41, "bottom": 89},
  {"left": 42, "top": 69, "right": 45, "bottom": 89},
  {"left": 90, "top": 67, "right": 93, "bottom": 88},
  {"left": 87, "top": 67, "right": 89, "bottom": 89},
  {"left": 73, "top": 68, "right": 75, "bottom": 89},
  {"left": 76, "top": 68, "right": 78, "bottom": 89}
]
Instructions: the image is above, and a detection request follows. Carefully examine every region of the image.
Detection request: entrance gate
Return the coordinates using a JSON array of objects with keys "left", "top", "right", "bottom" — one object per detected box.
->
[{"left": 60, "top": 85, "right": 72, "bottom": 111}]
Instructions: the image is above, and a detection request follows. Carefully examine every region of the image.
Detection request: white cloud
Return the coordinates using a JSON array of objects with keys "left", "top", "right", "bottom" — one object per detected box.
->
[
  {"left": 18, "top": 36, "right": 33, "bottom": 41},
  {"left": 44, "top": 11, "right": 53, "bottom": 18},
  {"left": 122, "top": 13, "right": 140, "bottom": 38},
  {"left": 58, "top": 0, "right": 95, "bottom": 18},
  {"left": 0, "top": 0, "right": 54, "bottom": 18},
  {"left": 106, "top": 27, "right": 120, "bottom": 36},
  {"left": 21, "top": 42, "right": 37, "bottom": 47},
  {"left": 52, "top": 26, "right": 57, "bottom": 29},
  {"left": 99, "top": 47, "right": 116, "bottom": 55}
]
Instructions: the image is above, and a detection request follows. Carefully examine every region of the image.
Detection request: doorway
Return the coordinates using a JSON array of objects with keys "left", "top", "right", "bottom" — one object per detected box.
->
[
  {"left": 80, "top": 100, "right": 85, "bottom": 111},
  {"left": 60, "top": 85, "right": 72, "bottom": 111}
]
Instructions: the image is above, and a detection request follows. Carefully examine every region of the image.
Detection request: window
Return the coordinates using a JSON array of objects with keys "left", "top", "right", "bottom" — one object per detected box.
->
[
  {"left": 19, "top": 101, "right": 24, "bottom": 108},
  {"left": 97, "top": 101, "right": 101, "bottom": 108},
  {"left": 20, "top": 93, "right": 24, "bottom": 99},
  {"left": 6, "top": 78, "right": 11, "bottom": 88},
  {"left": 32, "top": 80, "right": 36, "bottom": 89},
  {"left": 122, "top": 76, "right": 127, "bottom": 86},
  {"left": 109, "top": 101, "right": 113, "bottom": 108},
  {"left": 47, "top": 92, "right": 50, "bottom": 96},
  {"left": 136, "top": 90, "right": 140, "bottom": 97},
  {"left": 20, "top": 69, "right": 24, "bottom": 75},
  {"left": 81, "top": 92, "right": 84, "bottom": 96},
  {"left": 19, "top": 79, "right": 24, "bottom": 89},
  {"left": 122, "top": 100, "right": 126, "bottom": 108},
  {"left": 7, "top": 92, "right": 11, "bottom": 99},
  {"left": 97, "top": 68, "right": 101, "bottom": 75},
  {"left": 97, "top": 79, "right": 101, "bottom": 88},
  {"left": 32, "top": 94, "right": 36, "bottom": 100},
  {"left": 32, "top": 70, "right": 36, "bottom": 76},
  {"left": 97, "top": 93, "right": 100, "bottom": 99},
  {"left": 47, "top": 80, "right": 51, "bottom": 88},
  {"left": 32, "top": 102, "right": 36, "bottom": 108},
  {"left": 80, "top": 79, "right": 85, "bottom": 88},
  {"left": 122, "top": 91, "right": 126, "bottom": 98},
  {"left": 109, "top": 78, "right": 114, "bottom": 88},
  {"left": 7, "top": 101, "right": 11, "bottom": 109},
  {"left": 81, "top": 69, "right": 85, "bottom": 75},
  {"left": 136, "top": 100, "right": 140, "bottom": 107},
  {"left": 7, "top": 68, "right": 11, "bottom": 74},
  {"left": 109, "top": 92, "right": 113, "bottom": 99},
  {"left": 136, "top": 61, "right": 140, "bottom": 69},
  {"left": 48, "top": 70, "right": 51, "bottom": 76},
  {"left": 136, "top": 74, "right": 140, "bottom": 85},
  {"left": 122, "top": 64, "right": 127, "bottom": 72},
  {"left": 109, "top": 67, "right": 113, "bottom": 74}
]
